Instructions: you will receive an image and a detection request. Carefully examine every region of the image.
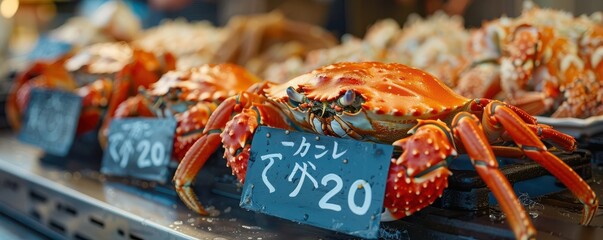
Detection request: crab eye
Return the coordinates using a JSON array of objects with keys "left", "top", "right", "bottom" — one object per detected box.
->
[
  {"left": 287, "top": 86, "right": 305, "bottom": 105},
  {"left": 338, "top": 89, "right": 356, "bottom": 106}
]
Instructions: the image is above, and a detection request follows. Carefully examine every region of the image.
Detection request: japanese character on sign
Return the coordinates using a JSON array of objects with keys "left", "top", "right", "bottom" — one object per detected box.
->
[
  {"left": 260, "top": 153, "right": 283, "bottom": 193},
  {"left": 281, "top": 137, "right": 348, "bottom": 160},
  {"left": 288, "top": 161, "right": 318, "bottom": 197}
]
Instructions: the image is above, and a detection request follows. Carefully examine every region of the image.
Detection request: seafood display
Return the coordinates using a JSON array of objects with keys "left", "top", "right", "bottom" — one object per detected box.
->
[
  {"left": 132, "top": 11, "right": 337, "bottom": 75},
  {"left": 6, "top": 42, "right": 171, "bottom": 136},
  {"left": 173, "top": 62, "right": 597, "bottom": 239},
  {"left": 7, "top": 11, "right": 337, "bottom": 140},
  {"left": 263, "top": 12, "right": 469, "bottom": 87},
  {"left": 4, "top": 1, "right": 603, "bottom": 239},
  {"left": 457, "top": 3, "right": 603, "bottom": 118},
  {"left": 103, "top": 63, "right": 260, "bottom": 160}
]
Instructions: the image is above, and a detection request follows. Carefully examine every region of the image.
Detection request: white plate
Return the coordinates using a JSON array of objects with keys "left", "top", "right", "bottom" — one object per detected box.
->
[{"left": 536, "top": 115, "right": 603, "bottom": 138}]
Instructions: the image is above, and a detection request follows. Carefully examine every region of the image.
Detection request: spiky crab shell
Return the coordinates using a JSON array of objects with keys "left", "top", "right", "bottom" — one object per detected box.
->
[
  {"left": 149, "top": 63, "right": 261, "bottom": 102},
  {"left": 265, "top": 62, "right": 470, "bottom": 142}
]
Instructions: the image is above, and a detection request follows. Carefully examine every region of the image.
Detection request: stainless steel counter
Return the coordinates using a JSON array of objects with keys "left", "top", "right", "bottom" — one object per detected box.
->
[
  {"left": 0, "top": 132, "right": 346, "bottom": 239},
  {"left": 0, "top": 131, "right": 602, "bottom": 239}
]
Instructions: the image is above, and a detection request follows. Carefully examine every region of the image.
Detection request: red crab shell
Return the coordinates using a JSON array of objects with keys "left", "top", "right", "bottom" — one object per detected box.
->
[
  {"left": 149, "top": 63, "right": 261, "bottom": 101},
  {"left": 266, "top": 62, "right": 470, "bottom": 142}
]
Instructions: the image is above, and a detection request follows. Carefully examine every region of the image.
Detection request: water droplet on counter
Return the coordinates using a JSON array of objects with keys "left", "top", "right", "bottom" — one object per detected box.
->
[
  {"left": 187, "top": 218, "right": 195, "bottom": 223},
  {"left": 174, "top": 221, "right": 183, "bottom": 225},
  {"left": 529, "top": 212, "right": 539, "bottom": 218},
  {"left": 224, "top": 207, "right": 232, "bottom": 213},
  {"left": 489, "top": 212, "right": 506, "bottom": 222},
  {"left": 206, "top": 206, "right": 221, "bottom": 217},
  {"left": 242, "top": 225, "right": 262, "bottom": 230}
]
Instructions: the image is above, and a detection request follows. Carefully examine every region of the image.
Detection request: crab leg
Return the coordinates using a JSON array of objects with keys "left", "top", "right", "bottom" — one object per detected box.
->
[
  {"left": 523, "top": 124, "right": 576, "bottom": 152},
  {"left": 472, "top": 99, "right": 576, "bottom": 152},
  {"left": 174, "top": 97, "right": 240, "bottom": 214},
  {"left": 451, "top": 113, "right": 536, "bottom": 240},
  {"left": 174, "top": 92, "right": 291, "bottom": 215},
  {"left": 483, "top": 102, "right": 599, "bottom": 225}
]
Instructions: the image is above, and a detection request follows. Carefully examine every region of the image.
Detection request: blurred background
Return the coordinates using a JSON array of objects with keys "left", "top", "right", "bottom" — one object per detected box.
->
[
  {"left": 1, "top": 0, "right": 603, "bottom": 88},
  {"left": 0, "top": 0, "right": 603, "bottom": 110}
]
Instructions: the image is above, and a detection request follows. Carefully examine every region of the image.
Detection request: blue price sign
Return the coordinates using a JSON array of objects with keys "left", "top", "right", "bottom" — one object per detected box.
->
[
  {"left": 27, "top": 35, "right": 72, "bottom": 61},
  {"left": 101, "top": 118, "right": 176, "bottom": 183},
  {"left": 241, "top": 127, "right": 393, "bottom": 239},
  {"left": 18, "top": 88, "right": 82, "bottom": 156}
]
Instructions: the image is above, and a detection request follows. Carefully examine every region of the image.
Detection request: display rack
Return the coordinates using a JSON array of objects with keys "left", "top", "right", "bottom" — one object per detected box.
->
[{"left": 0, "top": 131, "right": 602, "bottom": 239}]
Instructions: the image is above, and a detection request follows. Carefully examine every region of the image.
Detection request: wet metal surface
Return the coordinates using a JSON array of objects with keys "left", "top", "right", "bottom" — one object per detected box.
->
[{"left": 0, "top": 131, "right": 602, "bottom": 239}]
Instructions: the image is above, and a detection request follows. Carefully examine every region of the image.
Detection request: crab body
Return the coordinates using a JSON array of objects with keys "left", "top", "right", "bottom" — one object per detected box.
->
[
  {"left": 105, "top": 64, "right": 260, "bottom": 160},
  {"left": 175, "top": 62, "right": 597, "bottom": 240},
  {"left": 266, "top": 63, "right": 468, "bottom": 142}
]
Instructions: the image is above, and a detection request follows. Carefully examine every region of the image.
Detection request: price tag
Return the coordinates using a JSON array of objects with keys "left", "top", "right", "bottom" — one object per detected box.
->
[
  {"left": 241, "top": 127, "right": 393, "bottom": 239},
  {"left": 27, "top": 35, "right": 72, "bottom": 61},
  {"left": 18, "top": 88, "right": 83, "bottom": 156},
  {"left": 101, "top": 118, "right": 176, "bottom": 183}
]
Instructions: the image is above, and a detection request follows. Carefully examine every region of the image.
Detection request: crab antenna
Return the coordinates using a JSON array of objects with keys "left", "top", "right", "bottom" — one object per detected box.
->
[
  {"left": 287, "top": 86, "right": 305, "bottom": 103},
  {"left": 339, "top": 89, "right": 356, "bottom": 106}
]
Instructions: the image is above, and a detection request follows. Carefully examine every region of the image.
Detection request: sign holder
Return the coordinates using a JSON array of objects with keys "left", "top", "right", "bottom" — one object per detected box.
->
[
  {"left": 18, "top": 88, "right": 83, "bottom": 157},
  {"left": 101, "top": 117, "right": 177, "bottom": 184},
  {"left": 240, "top": 127, "right": 393, "bottom": 239}
]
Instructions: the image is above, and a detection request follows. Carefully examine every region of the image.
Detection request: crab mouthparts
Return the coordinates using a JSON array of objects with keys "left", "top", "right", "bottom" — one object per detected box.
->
[{"left": 312, "top": 102, "right": 331, "bottom": 118}]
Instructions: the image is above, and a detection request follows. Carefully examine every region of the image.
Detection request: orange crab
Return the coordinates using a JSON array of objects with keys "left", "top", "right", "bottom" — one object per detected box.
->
[
  {"left": 6, "top": 42, "right": 175, "bottom": 139},
  {"left": 5, "top": 58, "right": 112, "bottom": 136},
  {"left": 456, "top": 5, "right": 603, "bottom": 118},
  {"left": 102, "top": 63, "right": 261, "bottom": 160},
  {"left": 174, "top": 62, "right": 597, "bottom": 239}
]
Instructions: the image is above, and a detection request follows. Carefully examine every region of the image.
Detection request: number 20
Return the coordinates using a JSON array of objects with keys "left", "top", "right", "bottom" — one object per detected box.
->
[
  {"left": 318, "top": 173, "right": 372, "bottom": 215},
  {"left": 137, "top": 140, "right": 166, "bottom": 168}
]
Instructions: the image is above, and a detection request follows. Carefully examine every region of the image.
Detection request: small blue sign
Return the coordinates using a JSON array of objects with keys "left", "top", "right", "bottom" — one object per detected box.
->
[
  {"left": 101, "top": 118, "right": 176, "bottom": 183},
  {"left": 18, "top": 88, "right": 82, "bottom": 156},
  {"left": 241, "top": 127, "right": 393, "bottom": 239},
  {"left": 27, "top": 35, "right": 72, "bottom": 61}
]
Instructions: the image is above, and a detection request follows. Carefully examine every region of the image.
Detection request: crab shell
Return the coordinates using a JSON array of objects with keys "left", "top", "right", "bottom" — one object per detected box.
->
[
  {"left": 265, "top": 62, "right": 470, "bottom": 143},
  {"left": 148, "top": 64, "right": 261, "bottom": 160}
]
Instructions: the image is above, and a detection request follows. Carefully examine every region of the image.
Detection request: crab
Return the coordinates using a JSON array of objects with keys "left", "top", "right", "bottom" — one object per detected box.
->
[
  {"left": 102, "top": 63, "right": 260, "bottom": 160},
  {"left": 456, "top": 4, "right": 603, "bottom": 118},
  {"left": 6, "top": 42, "right": 173, "bottom": 138},
  {"left": 66, "top": 42, "right": 176, "bottom": 141},
  {"left": 173, "top": 62, "right": 597, "bottom": 239},
  {"left": 5, "top": 58, "right": 112, "bottom": 136}
]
